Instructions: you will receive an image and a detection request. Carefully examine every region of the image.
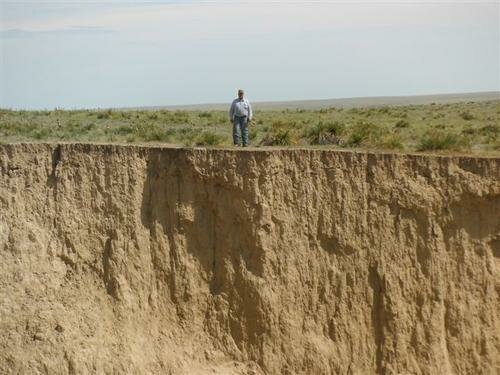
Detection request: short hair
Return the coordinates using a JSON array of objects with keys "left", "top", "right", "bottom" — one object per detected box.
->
[{"left": 238, "top": 89, "right": 244, "bottom": 94}]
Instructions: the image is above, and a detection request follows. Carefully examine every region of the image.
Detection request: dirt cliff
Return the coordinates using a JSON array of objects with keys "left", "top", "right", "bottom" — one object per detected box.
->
[{"left": 0, "top": 143, "right": 498, "bottom": 374}]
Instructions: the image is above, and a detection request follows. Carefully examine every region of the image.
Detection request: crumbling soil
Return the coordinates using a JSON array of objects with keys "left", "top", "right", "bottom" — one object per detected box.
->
[{"left": 0, "top": 143, "right": 498, "bottom": 374}]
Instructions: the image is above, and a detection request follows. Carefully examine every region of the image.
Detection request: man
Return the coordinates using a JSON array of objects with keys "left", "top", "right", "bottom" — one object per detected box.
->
[{"left": 229, "top": 89, "right": 253, "bottom": 147}]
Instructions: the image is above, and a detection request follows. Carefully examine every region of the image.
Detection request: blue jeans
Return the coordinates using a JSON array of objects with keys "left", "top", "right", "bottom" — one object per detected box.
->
[{"left": 233, "top": 116, "right": 249, "bottom": 146}]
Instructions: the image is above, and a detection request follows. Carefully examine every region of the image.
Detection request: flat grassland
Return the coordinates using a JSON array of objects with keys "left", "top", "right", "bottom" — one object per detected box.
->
[{"left": 1, "top": 100, "right": 498, "bottom": 155}]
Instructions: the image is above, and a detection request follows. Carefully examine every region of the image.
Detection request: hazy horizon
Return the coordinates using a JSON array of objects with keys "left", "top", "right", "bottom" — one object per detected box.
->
[{"left": 1, "top": 0, "right": 499, "bottom": 110}]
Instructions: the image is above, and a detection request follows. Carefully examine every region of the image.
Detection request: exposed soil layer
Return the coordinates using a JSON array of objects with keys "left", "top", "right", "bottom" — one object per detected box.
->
[{"left": 0, "top": 143, "right": 498, "bottom": 374}]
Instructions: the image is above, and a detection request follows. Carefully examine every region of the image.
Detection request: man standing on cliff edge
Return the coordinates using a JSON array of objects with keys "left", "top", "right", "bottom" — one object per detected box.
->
[{"left": 229, "top": 89, "right": 253, "bottom": 147}]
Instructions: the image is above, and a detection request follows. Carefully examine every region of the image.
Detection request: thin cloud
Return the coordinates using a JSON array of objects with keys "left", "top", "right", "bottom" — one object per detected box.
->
[
  {"left": 1, "top": 2, "right": 497, "bottom": 36},
  {"left": 0, "top": 26, "right": 113, "bottom": 38}
]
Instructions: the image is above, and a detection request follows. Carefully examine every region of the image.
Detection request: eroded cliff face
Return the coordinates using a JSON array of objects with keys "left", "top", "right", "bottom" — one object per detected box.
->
[{"left": 0, "top": 143, "right": 498, "bottom": 374}]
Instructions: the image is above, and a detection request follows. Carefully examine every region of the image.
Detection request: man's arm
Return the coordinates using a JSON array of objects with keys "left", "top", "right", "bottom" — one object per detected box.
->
[
  {"left": 229, "top": 100, "right": 235, "bottom": 121},
  {"left": 247, "top": 100, "right": 253, "bottom": 121}
]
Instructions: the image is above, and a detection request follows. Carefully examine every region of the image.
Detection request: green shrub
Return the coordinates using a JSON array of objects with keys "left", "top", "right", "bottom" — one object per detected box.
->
[
  {"left": 249, "top": 129, "right": 258, "bottom": 141},
  {"left": 198, "top": 111, "right": 212, "bottom": 118},
  {"left": 172, "top": 110, "right": 190, "bottom": 122},
  {"left": 126, "top": 134, "right": 136, "bottom": 143},
  {"left": 461, "top": 126, "right": 476, "bottom": 136},
  {"left": 417, "top": 131, "right": 468, "bottom": 151},
  {"left": 459, "top": 111, "right": 474, "bottom": 121},
  {"left": 52, "top": 120, "right": 96, "bottom": 139},
  {"left": 114, "top": 125, "right": 134, "bottom": 135},
  {"left": 271, "top": 119, "right": 288, "bottom": 129},
  {"left": 32, "top": 127, "right": 51, "bottom": 140},
  {"left": 195, "top": 131, "right": 224, "bottom": 146},
  {"left": 394, "top": 119, "right": 410, "bottom": 129},
  {"left": 144, "top": 129, "right": 165, "bottom": 142},
  {"left": 345, "top": 121, "right": 375, "bottom": 147},
  {"left": 83, "top": 122, "right": 97, "bottom": 132},
  {"left": 148, "top": 112, "right": 159, "bottom": 120},
  {"left": 273, "top": 129, "right": 291, "bottom": 145},
  {"left": 396, "top": 110, "right": 408, "bottom": 118},
  {"left": 380, "top": 134, "right": 404, "bottom": 150},
  {"left": 97, "top": 109, "right": 112, "bottom": 119},
  {"left": 346, "top": 132, "right": 364, "bottom": 147},
  {"left": 0, "top": 121, "right": 34, "bottom": 137},
  {"left": 140, "top": 124, "right": 171, "bottom": 142},
  {"left": 304, "top": 121, "right": 345, "bottom": 145},
  {"left": 479, "top": 124, "right": 498, "bottom": 137},
  {"left": 260, "top": 129, "right": 291, "bottom": 146},
  {"left": 176, "top": 127, "right": 198, "bottom": 145}
]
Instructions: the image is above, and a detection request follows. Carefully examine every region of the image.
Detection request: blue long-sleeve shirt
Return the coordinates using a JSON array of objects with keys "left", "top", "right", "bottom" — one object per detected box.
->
[{"left": 229, "top": 98, "right": 252, "bottom": 121}]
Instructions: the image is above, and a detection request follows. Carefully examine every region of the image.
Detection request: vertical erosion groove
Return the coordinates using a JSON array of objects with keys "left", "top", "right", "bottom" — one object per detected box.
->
[{"left": 0, "top": 144, "right": 498, "bottom": 374}]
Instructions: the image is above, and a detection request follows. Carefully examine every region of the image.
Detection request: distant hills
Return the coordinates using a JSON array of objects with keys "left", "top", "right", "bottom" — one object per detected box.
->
[{"left": 126, "top": 91, "right": 500, "bottom": 111}]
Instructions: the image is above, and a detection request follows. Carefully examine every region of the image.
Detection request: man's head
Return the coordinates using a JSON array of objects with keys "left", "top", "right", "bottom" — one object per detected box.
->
[{"left": 238, "top": 89, "right": 244, "bottom": 100}]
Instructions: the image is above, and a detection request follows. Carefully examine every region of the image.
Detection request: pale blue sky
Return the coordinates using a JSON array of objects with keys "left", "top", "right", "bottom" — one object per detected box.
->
[{"left": 1, "top": 0, "right": 499, "bottom": 109}]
